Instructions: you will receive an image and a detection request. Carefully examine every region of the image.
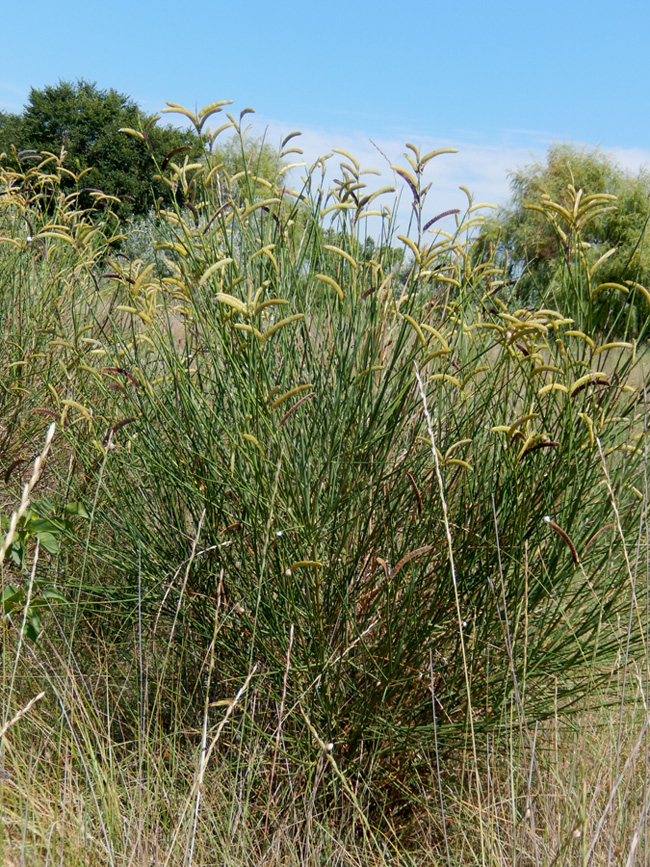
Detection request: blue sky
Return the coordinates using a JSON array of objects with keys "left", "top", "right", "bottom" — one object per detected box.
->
[{"left": 2, "top": 0, "right": 649, "bottom": 213}]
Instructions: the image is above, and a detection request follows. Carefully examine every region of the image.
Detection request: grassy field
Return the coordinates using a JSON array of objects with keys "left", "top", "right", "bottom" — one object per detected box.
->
[{"left": 1, "top": 104, "right": 649, "bottom": 865}]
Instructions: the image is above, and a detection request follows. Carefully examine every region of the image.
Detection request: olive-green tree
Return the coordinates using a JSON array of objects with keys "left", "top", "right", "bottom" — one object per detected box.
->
[
  {"left": 479, "top": 144, "right": 650, "bottom": 325},
  {"left": 211, "top": 133, "right": 284, "bottom": 194}
]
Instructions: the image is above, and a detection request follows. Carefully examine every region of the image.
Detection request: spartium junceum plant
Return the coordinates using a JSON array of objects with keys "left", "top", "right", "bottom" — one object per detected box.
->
[{"left": 2, "top": 101, "right": 647, "bottom": 822}]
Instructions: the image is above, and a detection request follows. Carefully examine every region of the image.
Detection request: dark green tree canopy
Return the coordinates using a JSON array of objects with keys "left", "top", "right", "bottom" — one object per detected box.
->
[{"left": 0, "top": 79, "right": 200, "bottom": 218}]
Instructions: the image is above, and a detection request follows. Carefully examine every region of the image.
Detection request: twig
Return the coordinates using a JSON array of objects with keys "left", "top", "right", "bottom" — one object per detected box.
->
[
  {"left": 0, "top": 422, "right": 55, "bottom": 567},
  {"left": 415, "top": 364, "right": 486, "bottom": 863},
  {"left": 0, "top": 691, "right": 45, "bottom": 739}
]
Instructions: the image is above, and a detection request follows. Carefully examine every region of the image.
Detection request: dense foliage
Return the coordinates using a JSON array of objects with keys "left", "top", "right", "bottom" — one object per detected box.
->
[
  {"left": 0, "top": 80, "right": 201, "bottom": 218},
  {"left": 479, "top": 144, "right": 650, "bottom": 334}
]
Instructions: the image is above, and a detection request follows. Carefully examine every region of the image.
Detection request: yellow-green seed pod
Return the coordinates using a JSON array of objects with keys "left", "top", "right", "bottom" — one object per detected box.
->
[
  {"left": 507, "top": 413, "right": 540, "bottom": 438},
  {"left": 271, "top": 384, "right": 315, "bottom": 410},
  {"left": 397, "top": 234, "right": 421, "bottom": 264},
  {"left": 400, "top": 314, "right": 426, "bottom": 347},
  {"left": 570, "top": 372, "right": 608, "bottom": 395},
  {"left": 322, "top": 245, "right": 358, "bottom": 269},
  {"left": 538, "top": 383, "right": 569, "bottom": 395},
  {"left": 429, "top": 373, "right": 463, "bottom": 388},
  {"left": 564, "top": 330, "right": 596, "bottom": 350},
  {"left": 315, "top": 273, "right": 344, "bottom": 302},
  {"left": 199, "top": 259, "right": 235, "bottom": 286},
  {"left": 593, "top": 341, "right": 634, "bottom": 356},
  {"left": 263, "top": 314, "right": 304, "bottom": 341},
  {"left": 242, "top": 433, "right": 265, "bottom": 458},
  {"left": 215, "top": 293, "right": 248, "bottom": 314}
]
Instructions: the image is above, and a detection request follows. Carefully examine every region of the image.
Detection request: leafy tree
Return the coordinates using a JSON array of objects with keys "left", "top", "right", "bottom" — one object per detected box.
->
[
  {"left": 212, "top": 133, "right": 284, "bottom": 195},
  {"left": 479, "top": 144, "right": 650, "bottom": 324},
  {"left": 0, "top": 110, "right": 23, "bottom": 153},
  {"left": 205, "top": 132, "right": 321, "bottom": 252},
  {"left": 0, "top": 80, "right": 200, "bottom": 218}
]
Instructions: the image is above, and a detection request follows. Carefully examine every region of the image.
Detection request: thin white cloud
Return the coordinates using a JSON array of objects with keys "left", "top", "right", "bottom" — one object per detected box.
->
[
  {"left": 607, "top": 146, "right": 650, "bottom": 175},
  {"left": 252, "top": 117, "right": 650, "bottom": 236},
  {"left": 252, "top": 118, "right": 543, "bottom": 232}
]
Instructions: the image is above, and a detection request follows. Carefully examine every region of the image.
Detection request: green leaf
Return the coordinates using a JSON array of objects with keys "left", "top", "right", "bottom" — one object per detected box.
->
[
  {"left": 41, "top": 587, "right": 66, "bottom": 603},
  {"left": 35, "top": 532, "right": 60, "bottom": 554},
  {"left": 1, "top": 585, "right": 23, "bottom": 614},
  {"left": 63, "top": 501, "right": 90, "bottom": 519},
  {"left": 10, "top": 544, "right": 24, "bottom": 569},
  {"left": 25, "top": 613, "right": 41, "bottom": 642},
  {"left": 28, "top": 518, "right": 61, "bottom": 535}
]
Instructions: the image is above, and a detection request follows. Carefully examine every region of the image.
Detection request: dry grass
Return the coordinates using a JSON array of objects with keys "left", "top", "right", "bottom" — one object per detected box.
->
[{"left": 1, "top": 647, "right": 649, "bottom": 865}]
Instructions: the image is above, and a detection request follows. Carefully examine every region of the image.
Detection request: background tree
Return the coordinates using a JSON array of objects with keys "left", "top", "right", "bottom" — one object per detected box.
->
[
  {"left": 211, "top": 133, "right": 284, "bottom": 196},
  {"left": 0, "top": 110, "right": 23, "bottom": 154},
  {"left": 478, "top": 144, "right": 650, "bottom": 329},
  {"left": 206, "top": 131, "right": 324, "bottom": 255},
  {"left": 0, "top": 80, "right": 201, "bottom": 218}
]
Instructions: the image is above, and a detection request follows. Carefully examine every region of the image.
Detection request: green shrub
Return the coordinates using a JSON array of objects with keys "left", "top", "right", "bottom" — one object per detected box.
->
[{"left": 1, "top": 108, "right": 647, "bottom": 820}]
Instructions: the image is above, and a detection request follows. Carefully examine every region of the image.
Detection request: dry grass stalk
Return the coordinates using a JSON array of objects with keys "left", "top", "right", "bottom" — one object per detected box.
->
[{"left": 0, "top": 422, "right": 55, "bottom": 568}]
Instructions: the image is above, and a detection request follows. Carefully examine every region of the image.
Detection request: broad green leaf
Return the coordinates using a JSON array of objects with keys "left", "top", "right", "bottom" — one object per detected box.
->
[
  {"left": 63, "top": 501, "right": 90, "bottom": 518},
  {"left": 35, "top": 532, "right": 60, "bottom": 554}
]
